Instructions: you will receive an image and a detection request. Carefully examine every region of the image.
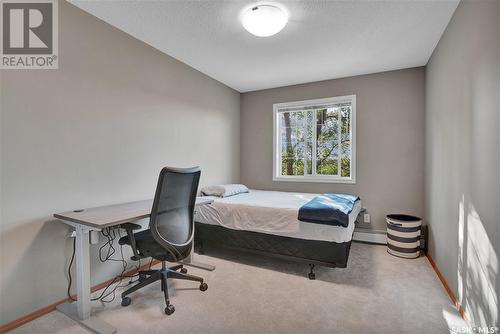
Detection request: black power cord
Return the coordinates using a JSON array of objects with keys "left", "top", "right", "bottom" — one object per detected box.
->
[
  {"left": 66, "top": 227, "right": 144, "bottom": 303},
  {"left": 67, "top": 238, "right": 76, "bottom": 301}
]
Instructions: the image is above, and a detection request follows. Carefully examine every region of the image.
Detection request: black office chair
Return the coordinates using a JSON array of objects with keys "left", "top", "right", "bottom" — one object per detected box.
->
[{"left": 118, "top": 166, "right": 207, "bottom": 315}]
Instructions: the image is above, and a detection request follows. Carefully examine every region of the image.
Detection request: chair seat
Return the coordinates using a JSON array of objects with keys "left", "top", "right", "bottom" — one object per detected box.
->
[
  {"left": 119, "top": 229, "right": 191, "bottom": 262},
  {"left": 119, "top": 229, "right": 154, "bottom": 245}
]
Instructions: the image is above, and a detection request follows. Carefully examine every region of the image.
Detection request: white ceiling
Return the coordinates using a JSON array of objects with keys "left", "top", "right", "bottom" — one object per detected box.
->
[{"left": 69, "top": 0, "right": 459, "bottom": 92}]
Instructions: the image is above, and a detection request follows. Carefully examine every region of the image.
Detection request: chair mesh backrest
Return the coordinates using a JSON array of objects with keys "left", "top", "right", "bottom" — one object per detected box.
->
[{"left": 149, "top": 167, "right": 201, "bottom": 252}]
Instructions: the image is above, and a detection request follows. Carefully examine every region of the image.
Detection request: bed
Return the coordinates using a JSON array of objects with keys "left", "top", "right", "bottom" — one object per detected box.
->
[{"left": 194, "top": 189, "right": 362, "bottom": 279}]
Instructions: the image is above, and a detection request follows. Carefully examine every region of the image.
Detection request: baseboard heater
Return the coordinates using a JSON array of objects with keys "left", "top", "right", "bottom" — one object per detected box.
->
[
  {"left": 353, "top": 226, "right": 428, "bottom": 251},
  {"left": 353, "top": 228, "right": 387, "bottom": 244}
]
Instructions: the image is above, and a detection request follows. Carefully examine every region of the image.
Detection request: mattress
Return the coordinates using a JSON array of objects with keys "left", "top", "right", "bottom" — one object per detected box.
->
[{"left": 194, "top": 190, "right": 362, "bottom": 243}]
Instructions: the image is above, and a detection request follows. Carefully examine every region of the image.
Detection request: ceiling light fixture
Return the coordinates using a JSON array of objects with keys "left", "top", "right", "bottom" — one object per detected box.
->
[{"left": 241, "top": 4, "right": 288, "bottom": 37}]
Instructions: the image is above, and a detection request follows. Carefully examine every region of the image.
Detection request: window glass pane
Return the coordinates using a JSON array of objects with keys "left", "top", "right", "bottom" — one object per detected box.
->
[
  {"left": 340, "top": 106, "right": 351, "bottom": 177},
  {"left": 304, "top": 110, "right": 314, "bottom": 175},
  {"left": 280, "top": 111, "right": 306, "bottom": 176},
  {"left": 316, "top": 108, "right": 338, "bottom": 176},
  {"left": 275, "top": 97, "right": 354, "bottom": 182}
]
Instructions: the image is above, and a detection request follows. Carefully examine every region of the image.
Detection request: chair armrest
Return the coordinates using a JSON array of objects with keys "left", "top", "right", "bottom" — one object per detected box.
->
[
  {"left": 119, "top": 223, "right": 144, "bottom": 260},
  {"left": 120, "top": 223, "right": 142, "bottom": 230}
]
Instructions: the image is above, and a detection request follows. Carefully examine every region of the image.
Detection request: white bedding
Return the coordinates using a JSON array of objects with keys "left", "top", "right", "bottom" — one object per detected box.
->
[{"left": 194, "top": 190, "right": 361, "bottom": 243}]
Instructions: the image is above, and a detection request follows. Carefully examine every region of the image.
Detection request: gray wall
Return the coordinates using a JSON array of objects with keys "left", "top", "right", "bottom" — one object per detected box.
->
[
  {"left": 240, "top": 68, "right": 425, "bottom": 231},
  {"left": 425, "top": 0, "right": 499, "bottom": 327},
  {"left": 0, "top": 1, "right": 240, "bottom": 325}
]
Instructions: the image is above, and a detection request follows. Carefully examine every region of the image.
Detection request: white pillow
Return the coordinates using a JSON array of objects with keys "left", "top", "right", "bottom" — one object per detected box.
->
[{"left": 201, "top": 184, "right": 249, "bottom": 197}]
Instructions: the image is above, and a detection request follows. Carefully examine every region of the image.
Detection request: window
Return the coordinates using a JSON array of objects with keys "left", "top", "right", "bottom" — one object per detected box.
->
[{"left": 273, "top": 95, "right": 356, "bottom": 183}]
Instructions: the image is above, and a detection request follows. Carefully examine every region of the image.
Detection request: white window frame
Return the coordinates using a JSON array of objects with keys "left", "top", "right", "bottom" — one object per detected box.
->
[{"left": 273, "top": 95, "right": 356, "bottom": 184}]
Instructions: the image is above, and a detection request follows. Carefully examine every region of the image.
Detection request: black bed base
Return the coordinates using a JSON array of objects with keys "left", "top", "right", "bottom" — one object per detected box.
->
[{"left": 194, "top": 222, "right": 353, "bottom": 279}]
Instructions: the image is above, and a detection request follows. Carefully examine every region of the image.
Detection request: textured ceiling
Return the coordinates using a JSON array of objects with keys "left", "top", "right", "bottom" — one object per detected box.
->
[{"left": 69, "top": 0, "right": 459, "bottom": 92}]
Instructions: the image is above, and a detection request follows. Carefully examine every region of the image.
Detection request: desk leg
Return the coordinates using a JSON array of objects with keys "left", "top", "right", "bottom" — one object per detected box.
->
[
  {"left": 76, "top": 225, "right": 91, "bottom": 319},
  {"left": 179, "top": 242, "right": 216, "bottom": 271},
  {"left": 57, "top": 224, "right": 117, "bottom": 334}
]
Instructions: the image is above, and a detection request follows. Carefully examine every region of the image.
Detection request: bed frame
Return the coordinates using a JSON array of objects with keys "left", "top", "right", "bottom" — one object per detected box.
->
[{"left": 194, "top": 222, "right": 353, "bottom": 279}]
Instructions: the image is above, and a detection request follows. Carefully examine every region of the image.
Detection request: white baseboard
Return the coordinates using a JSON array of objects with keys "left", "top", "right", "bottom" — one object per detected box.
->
[{"left": 353, "top": 229, "right": 387, "bottom": 244}]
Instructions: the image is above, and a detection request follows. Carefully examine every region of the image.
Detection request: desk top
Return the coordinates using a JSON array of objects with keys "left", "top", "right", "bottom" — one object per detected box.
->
[{"left": 54, "top": 197, "right": 214, "bottom": 229}]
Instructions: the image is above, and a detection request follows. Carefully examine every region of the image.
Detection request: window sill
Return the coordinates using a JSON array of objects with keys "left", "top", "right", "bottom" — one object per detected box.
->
[{"left": 272, "top": 176, "right": 356, "bottom": 184}]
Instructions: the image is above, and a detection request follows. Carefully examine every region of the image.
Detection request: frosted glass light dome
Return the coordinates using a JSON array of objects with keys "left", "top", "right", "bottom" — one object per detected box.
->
[{"left": 241, "top": 5, "right": 288, "bottom": 37}]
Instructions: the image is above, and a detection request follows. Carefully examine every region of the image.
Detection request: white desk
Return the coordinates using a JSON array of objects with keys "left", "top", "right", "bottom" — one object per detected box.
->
[{"left": 53, "top": 197, "right": 214, "bottom": 334}]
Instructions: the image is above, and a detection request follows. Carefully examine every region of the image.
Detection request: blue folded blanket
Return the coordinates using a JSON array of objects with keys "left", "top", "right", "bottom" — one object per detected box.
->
[{"left": 298, "top": 193, "right": 360, "bottom": 227}]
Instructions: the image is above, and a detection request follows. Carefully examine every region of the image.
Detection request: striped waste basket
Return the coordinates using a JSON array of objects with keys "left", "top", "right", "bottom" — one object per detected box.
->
[{"left": 386, "top": 214, "right": 422, "bottom": 259}]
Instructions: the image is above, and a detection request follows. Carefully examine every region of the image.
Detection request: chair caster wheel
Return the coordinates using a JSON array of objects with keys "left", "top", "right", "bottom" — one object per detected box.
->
[
  {"left": 199, "top": 282, "right": 208, "bottom": 291},
  {"left": 165, "top": 304, "right": 175, "bottom": 315},
  {"left": 180, "top": 268, "right": 188, "bottom": 274},
  {"left": 121, "top": 297, "right": 131, "bottom": 307},
  {"left": 308, "top": 273, "right": 316, "bottom": 280}
]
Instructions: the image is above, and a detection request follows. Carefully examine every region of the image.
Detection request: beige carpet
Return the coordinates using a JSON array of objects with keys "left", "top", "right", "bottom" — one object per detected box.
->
[{"left": 11, "top": 243, "right": 466, "bottom": 334}]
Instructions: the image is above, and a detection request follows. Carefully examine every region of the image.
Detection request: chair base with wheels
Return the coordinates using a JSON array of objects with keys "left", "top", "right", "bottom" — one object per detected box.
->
[
  {"left": 118, "top": 224, "right": 209, "bottom": 315},
  {"left": 120, "top": 261, "right": 208, "bottom": 315}
]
